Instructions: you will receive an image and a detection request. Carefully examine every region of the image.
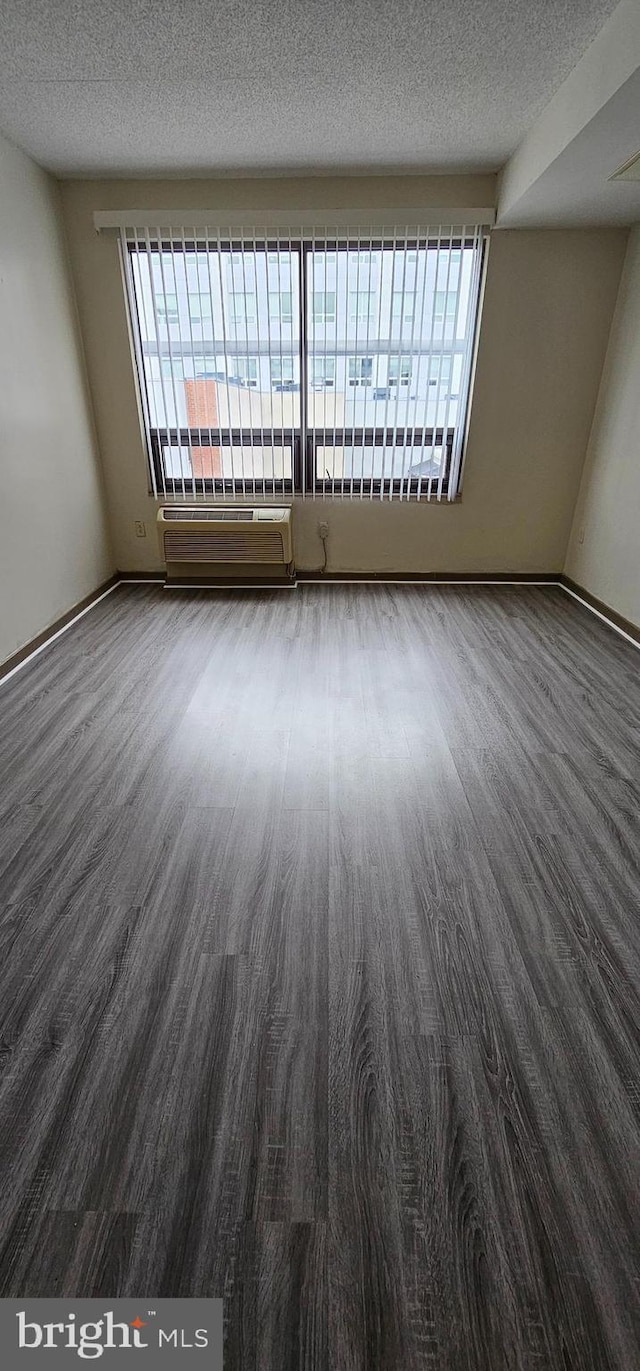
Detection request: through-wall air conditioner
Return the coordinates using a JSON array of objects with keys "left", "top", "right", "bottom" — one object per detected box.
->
[{"left": 157, "top": 507, "right": 294, "bottom": 585}]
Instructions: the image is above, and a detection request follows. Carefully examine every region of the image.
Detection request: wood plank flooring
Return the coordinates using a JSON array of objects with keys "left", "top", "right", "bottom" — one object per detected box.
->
[{"left": 0, "top": 582, "right": 639, "bottom": 1369}]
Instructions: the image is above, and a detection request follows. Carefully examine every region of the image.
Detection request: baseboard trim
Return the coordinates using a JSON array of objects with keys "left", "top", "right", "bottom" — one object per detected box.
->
[
  {"left": 163, "top": 582, "right": 298, "bottom": 591},
  {"left": 117, "top": 571, "right": 165, "bottom": 582},
  {"left": 558, "top": 576, "right": 640, "bottom": 650},
  {"left": 296, "top": 570, "right": 559, "bottom": 583},
  {"left": 0, "top": 575, "right": 120, "bottom": 687},
  {"left": 120, "top": 568, "right": 559, "bottom": 586}
]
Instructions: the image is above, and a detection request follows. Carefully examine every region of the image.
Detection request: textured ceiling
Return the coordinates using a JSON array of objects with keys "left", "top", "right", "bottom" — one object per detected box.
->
[{"left": 0, "top": 0, "right": 622, "bottom": 177}]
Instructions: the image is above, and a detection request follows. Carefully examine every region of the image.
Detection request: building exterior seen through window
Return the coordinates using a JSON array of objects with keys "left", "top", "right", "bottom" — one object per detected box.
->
[{"left": 126, "top": 234, "right": 484, "bottom": 492}]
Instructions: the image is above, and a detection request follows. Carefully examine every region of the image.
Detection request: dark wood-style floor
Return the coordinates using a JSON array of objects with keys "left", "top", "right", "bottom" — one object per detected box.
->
[{"left": 0, "top": 582, "right": 639, "bottom": 1368}]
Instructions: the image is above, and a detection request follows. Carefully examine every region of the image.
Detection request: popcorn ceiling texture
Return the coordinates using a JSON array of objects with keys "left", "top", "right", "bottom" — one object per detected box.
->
[{"left": 0, "top": 0, "right": 620, "bottom": 176}]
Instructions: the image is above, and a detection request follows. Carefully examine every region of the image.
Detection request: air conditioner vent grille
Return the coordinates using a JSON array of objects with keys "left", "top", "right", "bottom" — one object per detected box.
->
[
  {"left": 164, "top": 530, "right": 285, "bottom": 563},
  {"left": 161, "top": 506, "right": 288, "bottom": 522},
  {"left": 163, "top": 508, "right": 248, "bottom": 521}
]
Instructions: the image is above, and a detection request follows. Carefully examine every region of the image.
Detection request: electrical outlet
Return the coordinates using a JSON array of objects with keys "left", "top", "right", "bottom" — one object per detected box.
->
[
  {"left": 578, "top": 526, "right": 585, "bottom": 545},
  {"left": 318, "top": 521, "right": 329, "bottom": 539},
  {"left": 134, "top": 520, "right": 147, "bottom": 538}
]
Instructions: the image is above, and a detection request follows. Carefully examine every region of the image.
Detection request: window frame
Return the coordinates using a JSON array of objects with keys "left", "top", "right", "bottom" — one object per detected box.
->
[
  {"left": 125, "top": 233, "right": 485, "bottom": 499},
  {"left": 149, "top": 427, "right": 301, "bottom": 497},
  {"left": 306, "top": 427, "right": 453, "bottom": 498}
]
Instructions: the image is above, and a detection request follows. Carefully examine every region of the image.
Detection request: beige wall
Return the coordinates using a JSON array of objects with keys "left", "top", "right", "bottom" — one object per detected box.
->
[
  {"left": 564, "top": 224, "right": 640, "bottom": 627},
  {"left": 60, "top": 176, "right": 626, "bottom": 574},
  {"left": 0, "top": 133, "right": 113, "bottom": 666}
]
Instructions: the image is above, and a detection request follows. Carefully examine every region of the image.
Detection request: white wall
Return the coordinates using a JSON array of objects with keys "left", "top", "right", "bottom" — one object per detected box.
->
[
  {"left": 565, "top": 224, "right": 640, "bottom": 627},
  {"left": 0, "top": 133, "right": 113, "bottom": 665},
  {"left": 60, "top": 176, "right": 626, "bottom": 575}
]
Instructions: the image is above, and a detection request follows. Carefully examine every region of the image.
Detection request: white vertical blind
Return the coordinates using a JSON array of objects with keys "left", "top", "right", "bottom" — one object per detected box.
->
[{"left": 121, "top": 223, "right": 486, "bottom": 501}]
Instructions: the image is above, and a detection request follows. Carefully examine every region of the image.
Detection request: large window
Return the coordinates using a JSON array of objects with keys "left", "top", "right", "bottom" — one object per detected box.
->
[{"left": 123, "top": 229, "right": 486, "bottom": 498}]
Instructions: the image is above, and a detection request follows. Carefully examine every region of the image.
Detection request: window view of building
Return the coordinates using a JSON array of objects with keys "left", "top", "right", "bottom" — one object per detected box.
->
[{"left": 127, "top": 236, "right": 482, "bottom": 490}]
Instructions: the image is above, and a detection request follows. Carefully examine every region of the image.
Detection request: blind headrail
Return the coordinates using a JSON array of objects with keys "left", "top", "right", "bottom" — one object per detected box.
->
[{"left": 94, "top": 208, "right": 495, "bottom": 234}]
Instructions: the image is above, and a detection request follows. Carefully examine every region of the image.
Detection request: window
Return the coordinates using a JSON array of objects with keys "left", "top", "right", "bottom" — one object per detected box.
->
[
  {"left": 229, "top": 291, "right": 256, "bottom": 325},
  {"left": 349, "top": 291, "right": 374, "bottom": 324},
  {"left": 124, "top": 230, "right": 485, "bottom": 498},
  {"left": 434, "top": 291, "right": 457, "bottom": 324},
  {"left": 313, "top": 291, "right": 336, "bottom": 324},
  {"left": 270, "top": 355, "right": 295, "bottom": 387},
  {"left": 388, "top": 356, "right": 412, "bottom": 386},
  {"left": 311, "top": 357, "right": 335, "bottom": 388},
  {"left": 156, "top": 292, "right": 178, "bottom": 322},
  {"left": 189, "top": 293, "right": 212, "bottom": 322},
  {"left": 269, "top": 290, "right": 293, "bottom": 323},
  {"left": 428, "top": 355, "right": 452, "bottom": 385},
  {"left": 194, "top": 356, "right": 222, "bottom": 378},
  {"left": 229, "top": 357, "right": 258, "bottom": 386},
  {"left": 161, "top": 356, "right": 183, "bottom": 379},
  {"left": 348, "top": 357, "right": 373, "bottom": 387},
  {"left": 391, "top": 291, "right": 414, "bottom": 325}
]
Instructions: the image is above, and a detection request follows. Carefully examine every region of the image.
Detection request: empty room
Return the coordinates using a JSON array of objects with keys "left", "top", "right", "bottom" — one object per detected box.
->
[{"left": 1, "top": 0, "right": 639, "bottom": 1366}]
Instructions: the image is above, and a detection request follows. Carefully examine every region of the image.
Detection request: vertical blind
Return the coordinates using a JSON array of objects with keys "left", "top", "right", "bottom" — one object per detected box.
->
[{"left": 121, "top": 224, "right": 487, "bottom": 501}]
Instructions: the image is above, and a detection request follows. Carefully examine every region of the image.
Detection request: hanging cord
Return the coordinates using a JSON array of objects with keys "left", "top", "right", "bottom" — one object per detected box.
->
[{"left": 318, "top": 521, "right": 329, "bottom": 574}]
